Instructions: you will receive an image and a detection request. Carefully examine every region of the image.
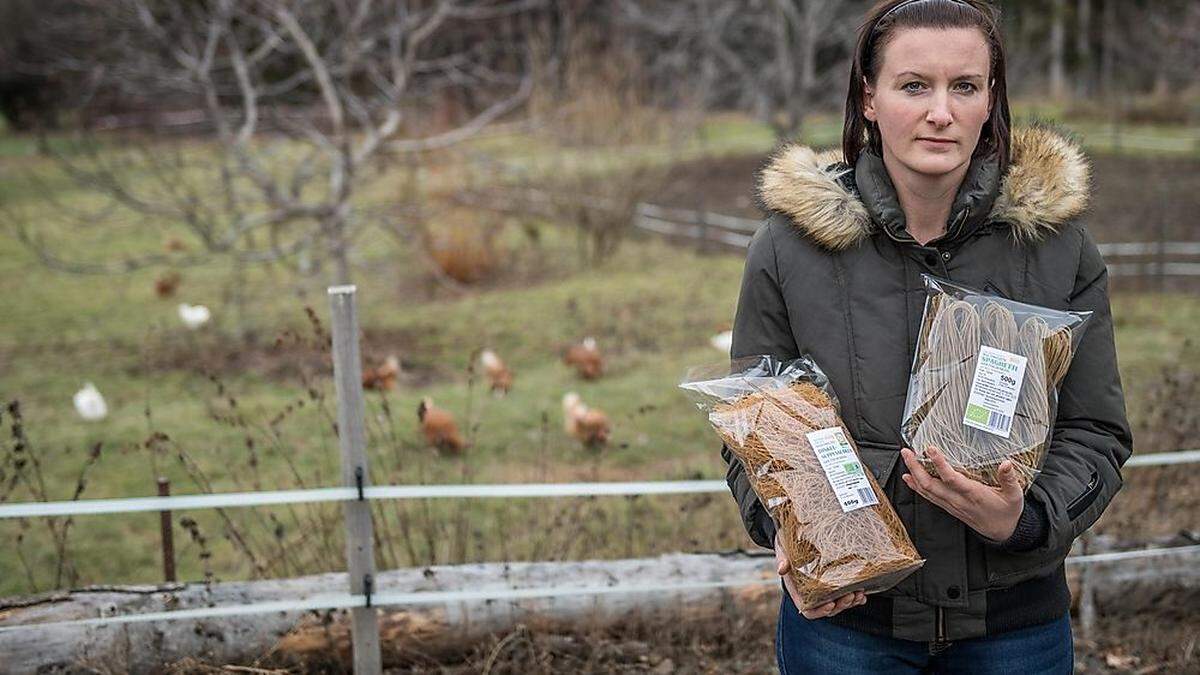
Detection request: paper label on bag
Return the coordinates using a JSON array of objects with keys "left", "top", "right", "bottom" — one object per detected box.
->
[
  {"left": 963, "top": 345, "right": 1028, "bottom": 438},
  {"left": 805, "top": 427, "right": 878, "bottom": 513}
]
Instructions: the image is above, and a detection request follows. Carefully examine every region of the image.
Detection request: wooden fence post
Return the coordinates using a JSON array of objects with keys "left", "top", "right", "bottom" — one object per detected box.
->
[
  {"left": 328, "top": 284, "right": 382, "bottom": 674},
  {"left": 1079, "top": 530, "right": 1097, "bottom": 643}
]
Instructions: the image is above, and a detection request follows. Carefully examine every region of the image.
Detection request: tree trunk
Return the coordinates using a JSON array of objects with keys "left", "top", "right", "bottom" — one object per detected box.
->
[
  {"left": 1075, "top": 0, "right": 1092, "bottom": 98},
  {"left": 1100, "top": 0, "right": 1117, "bottom": 100},
  {"left": 1049, "top": 0, "right": 1067, "bottom": 100}
]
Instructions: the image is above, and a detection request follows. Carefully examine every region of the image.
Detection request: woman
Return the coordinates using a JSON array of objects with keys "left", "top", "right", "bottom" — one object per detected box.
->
[{"left": 721, "top": 0, "right": 1133, "bottom": 672}]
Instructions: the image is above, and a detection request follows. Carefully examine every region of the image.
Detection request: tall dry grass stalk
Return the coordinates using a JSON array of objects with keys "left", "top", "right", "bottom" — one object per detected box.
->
[{"left": 2, "top": 400, "right": 104, "bottom": 591}]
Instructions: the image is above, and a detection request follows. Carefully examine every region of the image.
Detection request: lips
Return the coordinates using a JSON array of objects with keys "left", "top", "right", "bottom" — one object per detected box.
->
[{"left": 917, "top": 137, "right": 956, "bottom": 144}]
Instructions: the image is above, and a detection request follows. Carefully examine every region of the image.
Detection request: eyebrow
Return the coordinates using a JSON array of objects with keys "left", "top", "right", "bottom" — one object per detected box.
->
[{"left": 894, "top": 70, "right": 986, "bottom": 81}]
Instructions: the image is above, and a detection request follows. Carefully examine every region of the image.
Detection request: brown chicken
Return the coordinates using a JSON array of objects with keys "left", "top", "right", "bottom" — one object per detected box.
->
[
  {"left": 154, "top": 271, "right": 182, "bottom": 298},
  {"left": 479, "top": 349, "right": 513, "bottom": 395},
  {"left": 362, "top": 355, "right": 400, "bottom": 391},
  {"left": 562, "top": 392, "right": 611, "bottom": 450},
  {"left": 563, "top": 337, "right": 603, "bottom": 380},
  {"left": 417, "top": 397, "right": 468, "bottom": 455}
]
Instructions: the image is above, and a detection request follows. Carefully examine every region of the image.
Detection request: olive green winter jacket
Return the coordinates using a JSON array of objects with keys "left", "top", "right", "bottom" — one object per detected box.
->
[{"left": 724, "top": 126, "right": 1133, "bottom": 643}]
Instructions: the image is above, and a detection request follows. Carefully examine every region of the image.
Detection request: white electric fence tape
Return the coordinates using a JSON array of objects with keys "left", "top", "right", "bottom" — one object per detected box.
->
[
  {"left": 0, "top": 481, "right": 728, "bottom": 519},
  {"left": 2, "top": 449, "right": 1196, "bottom": 521}
]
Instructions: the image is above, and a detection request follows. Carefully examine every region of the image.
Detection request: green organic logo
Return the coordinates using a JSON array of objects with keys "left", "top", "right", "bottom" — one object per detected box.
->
[{"left": 965, "top": 404, "right": 989, "bottom": 424}]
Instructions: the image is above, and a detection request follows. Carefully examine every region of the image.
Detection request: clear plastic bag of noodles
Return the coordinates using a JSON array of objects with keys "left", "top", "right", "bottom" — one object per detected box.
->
[
  {"left": 680, "top": 355, "right": 923, "bottom": 611},
  {"left": 901, "top": 275, "right": 1091, "bottom": 491}
]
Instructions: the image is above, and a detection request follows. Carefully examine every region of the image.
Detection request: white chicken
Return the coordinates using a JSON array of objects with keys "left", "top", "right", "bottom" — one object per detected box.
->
[
  {"left": 178, "top": 303, "right": 211, "bottom": 329},
  {"left": 73, "top": 383, "right": 108, "bottom": 421},
  {"left": 710, "top": 330, "right": 733, "bottom": 355}
]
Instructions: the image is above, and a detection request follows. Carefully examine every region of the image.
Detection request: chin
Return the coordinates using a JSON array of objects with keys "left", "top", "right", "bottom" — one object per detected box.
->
[{"left": 903, "top": 149, "right": 970, "bottom": 177}]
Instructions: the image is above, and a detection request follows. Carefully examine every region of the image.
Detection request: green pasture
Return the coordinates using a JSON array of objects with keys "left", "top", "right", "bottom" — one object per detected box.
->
[{"left": 0, "top": 110, "right": 1196, "bottom": 597}]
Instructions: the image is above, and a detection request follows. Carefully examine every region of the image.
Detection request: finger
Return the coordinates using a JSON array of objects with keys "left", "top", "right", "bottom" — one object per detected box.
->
[
  {"left": 833, "top": 593, "right": 857, "bottom": 611},
  {"left": 778, "top": 557, "right": 789, "bottom": 575},
  {"left": 902, "top": 460, "right": 964, "bottom": 509},
  {"left": 902, "top": 473, "right": 976, "bottom": 527},
  {"left": 901, "top": 448, "right": 935, "bottom": 482},
  {"left": 802, "top": 601, "right": 836, "bottom": 619},
  {"left": 925, "top": 446, "right": 974, "bottom": 492},
  {"left": 828, "top": 594, "right": 857, "bottom": 616},
  {"left": 998, "top": 460, "right": 1024, "bottom": 499}
]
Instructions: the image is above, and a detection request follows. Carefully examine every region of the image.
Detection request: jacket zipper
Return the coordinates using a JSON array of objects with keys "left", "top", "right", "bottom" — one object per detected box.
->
[
  {"left": 1066, "top": 470, "right": 1102, "bottom": 520},
  {"left": 929, "top": 605, "right": 950, "bottom": 655}
]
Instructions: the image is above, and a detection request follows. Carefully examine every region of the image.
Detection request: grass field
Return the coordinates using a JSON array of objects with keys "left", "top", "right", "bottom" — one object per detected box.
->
[{"left": 1, "top": 111, "right": 1197, "bottom": 598}]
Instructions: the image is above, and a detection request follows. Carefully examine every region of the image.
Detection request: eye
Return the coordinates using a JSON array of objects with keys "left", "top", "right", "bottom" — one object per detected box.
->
[
  {"left": 954, "top": 81, "right": 979, "bottom": 93},
  {"left": 901, "top": 81, "right": 926, "bottom": 94}
]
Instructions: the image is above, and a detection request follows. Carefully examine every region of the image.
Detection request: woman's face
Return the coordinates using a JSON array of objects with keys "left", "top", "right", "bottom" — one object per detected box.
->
[{"left": 863, "top": 27, "right": 992, "bottom": 178}]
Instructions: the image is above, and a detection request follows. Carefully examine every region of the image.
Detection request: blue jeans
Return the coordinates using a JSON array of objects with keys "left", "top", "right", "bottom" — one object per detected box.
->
[{"left": 775, "top": 586, "right": 1073, "bottom": 674}]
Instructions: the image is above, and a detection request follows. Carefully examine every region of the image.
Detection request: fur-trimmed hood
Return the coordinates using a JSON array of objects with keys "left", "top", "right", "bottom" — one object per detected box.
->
[{"left": 756, "top": 126, "right": 1091, "bottom": 251}]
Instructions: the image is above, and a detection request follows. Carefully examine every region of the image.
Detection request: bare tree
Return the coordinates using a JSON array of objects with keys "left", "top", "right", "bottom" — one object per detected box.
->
[
  {"left": 7, "top": 0, "right": 545, "bottom": 286},
  {"left": 449, "top": 26, "right": 691, "bottom": 267},
  {"left": 615, "top": 0, "right": 860, "bottom": 140}
]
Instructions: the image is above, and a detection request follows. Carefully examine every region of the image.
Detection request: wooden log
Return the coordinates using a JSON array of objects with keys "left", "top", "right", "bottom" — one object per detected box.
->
[
  {"left": 3, "top": 539, "right": 1196, "bottom": 673},
  {"left": 0, "top": 552, "right": 779, "bottom": 674}
]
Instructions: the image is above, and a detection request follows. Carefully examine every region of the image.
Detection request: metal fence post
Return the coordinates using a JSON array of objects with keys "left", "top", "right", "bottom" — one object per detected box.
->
[
  {"left": 157, "top": 477, "right": 176, "bottom": 583},
  {"left": 328, "top": 284, "right": 382, "bottom": 674}
]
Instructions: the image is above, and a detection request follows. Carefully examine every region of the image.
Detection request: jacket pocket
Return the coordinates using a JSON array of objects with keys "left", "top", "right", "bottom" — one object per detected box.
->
[
  {"left": 982, "top": 279, "right": 1006, "bottom": 297},
  {"left": 854, "top": 440, "right": 902, "bottom": 490},
  {"left": 986, "top": 469, "right": 1106, "bottom": 587},
  {"left": 1066, "top": 469, "right": 1101, "bottom": 520},
  {"left": 984, "top": 539, "right": 1072, "bottom": 588}
]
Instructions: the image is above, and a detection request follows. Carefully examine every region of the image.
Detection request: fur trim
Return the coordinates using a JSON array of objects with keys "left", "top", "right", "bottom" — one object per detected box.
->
[
  {"left": 757, "top": 126, "right": 1090, "bottom": 250},
  {"left": 992, "top": 126, "right": 1091, "bottom": 242}
]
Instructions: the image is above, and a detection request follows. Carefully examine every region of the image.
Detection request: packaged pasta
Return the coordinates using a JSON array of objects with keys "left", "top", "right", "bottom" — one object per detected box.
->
[
  {"left": 901, "top": 275, "right": 1091, "bottom": 490},
  {"left": 681, "top": 355, "right": 923, "bottom": 611}
]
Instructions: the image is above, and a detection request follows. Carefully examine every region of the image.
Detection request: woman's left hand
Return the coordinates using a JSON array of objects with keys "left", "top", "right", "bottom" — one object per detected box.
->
[{"left": 900, "top": 446, "right": 1024, "bottom": 543}]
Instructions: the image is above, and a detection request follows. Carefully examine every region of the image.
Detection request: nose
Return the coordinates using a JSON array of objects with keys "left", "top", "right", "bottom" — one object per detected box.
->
[{"left": 926, "top": 91, "right": 953, "bottom": 128}]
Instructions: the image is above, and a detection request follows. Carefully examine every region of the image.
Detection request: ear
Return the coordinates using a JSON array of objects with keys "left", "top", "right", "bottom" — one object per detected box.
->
[{"left": 862, "top": 77, "right": 877, "bottom": 122}]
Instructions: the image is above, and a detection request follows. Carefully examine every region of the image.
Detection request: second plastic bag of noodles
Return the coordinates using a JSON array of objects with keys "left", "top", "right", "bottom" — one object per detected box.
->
[
  {"left": 901, "top": 275, "right": 1091, "bottom": 490},
  {"left": 680, "top": 355, "right": 923, "bottom": 611}
]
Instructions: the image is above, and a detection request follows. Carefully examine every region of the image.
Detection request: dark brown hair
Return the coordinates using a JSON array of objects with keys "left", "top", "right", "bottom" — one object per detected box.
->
[{"left": 842, "top": 0, "right": 1011, "bottom": 174}]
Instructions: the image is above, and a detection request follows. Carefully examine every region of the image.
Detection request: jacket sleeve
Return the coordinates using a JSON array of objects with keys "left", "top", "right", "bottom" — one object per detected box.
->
[
  {"left": 1006, "top": 229, "right": 1133, "bottom": 556},
  {"left": 723, "top": 219, "right": 801, "bottom": 550}
]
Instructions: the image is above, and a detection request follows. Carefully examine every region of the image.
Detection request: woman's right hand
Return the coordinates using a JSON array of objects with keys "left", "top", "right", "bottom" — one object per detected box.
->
[{"left": 775, "top": 532, "right": 867, "bottom": 619}]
